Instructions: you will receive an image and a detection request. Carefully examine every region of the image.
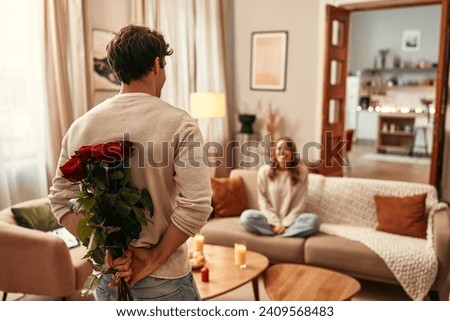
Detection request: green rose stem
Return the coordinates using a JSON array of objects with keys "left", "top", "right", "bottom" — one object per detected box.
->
[
  {"left": 62, "top": 141, "right": 152, "bottom": 301},
  {"left": 118, "top": 277, "right": 133, "bottom": 301},
  {"left": 104, "top": 163, "right": 133, "bottom": 300}
]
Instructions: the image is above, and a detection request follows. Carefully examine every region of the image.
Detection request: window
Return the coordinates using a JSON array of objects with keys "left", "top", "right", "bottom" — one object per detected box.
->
[{"left": 0, "top": 0, "right": 48, "bottom": 207}]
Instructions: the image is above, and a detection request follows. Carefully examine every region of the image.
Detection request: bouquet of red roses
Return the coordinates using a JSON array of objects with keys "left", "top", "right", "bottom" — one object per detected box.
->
[{"left": 60, "top": 140, "right": 153, "bottom": 301}]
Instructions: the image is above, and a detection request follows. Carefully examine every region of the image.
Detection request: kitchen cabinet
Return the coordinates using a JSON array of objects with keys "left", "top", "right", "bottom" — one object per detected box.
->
[
  {"left": 376, "top": 113, "right": 416, "bottom": 154},
  {"left": 356, "top": 110, "right": 378, "bottom": 142}
]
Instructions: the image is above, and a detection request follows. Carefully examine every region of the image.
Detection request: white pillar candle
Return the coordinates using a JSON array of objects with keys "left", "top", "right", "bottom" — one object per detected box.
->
[{"left": 193, "top": 234, "right": 204, "bottom": 253}]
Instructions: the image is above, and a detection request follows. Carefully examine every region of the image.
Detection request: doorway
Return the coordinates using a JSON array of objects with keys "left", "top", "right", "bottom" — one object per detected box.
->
[
  {"left": 345, "top": 5, "right": 439, "bottom": 183},
  {"left": 321, "top": 0, "right": 446, "bottom": 189}
]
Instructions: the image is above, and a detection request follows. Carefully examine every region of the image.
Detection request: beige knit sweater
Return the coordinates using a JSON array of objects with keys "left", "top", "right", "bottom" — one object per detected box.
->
[
  {"left": 49, "top": 93, "right": 212, "bottom": 279},
  {"left": 257, "top": 164, "right": 309, "bottom": 226}
]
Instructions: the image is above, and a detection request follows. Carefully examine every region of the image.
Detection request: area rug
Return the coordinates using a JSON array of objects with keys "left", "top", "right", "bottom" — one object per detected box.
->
[{"left": 360, "top": 153, "right": 430, "bottom": 165}]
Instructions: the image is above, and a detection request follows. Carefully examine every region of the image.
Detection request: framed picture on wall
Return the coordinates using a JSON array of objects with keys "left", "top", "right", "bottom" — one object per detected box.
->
[
  {"left": 93, "top": 29, "right": 121, "bottom": 91},
  {"left": 250, "top": 31, "right": 288, "bottom": 91},
  {"left": 402, "top": 29, "right": 421, "bottom": 52}
]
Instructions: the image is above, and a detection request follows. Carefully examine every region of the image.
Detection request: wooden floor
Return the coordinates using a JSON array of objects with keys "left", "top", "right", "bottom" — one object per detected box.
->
[{"left": 343, "top": 141, "right": 430, "bottom": 184}]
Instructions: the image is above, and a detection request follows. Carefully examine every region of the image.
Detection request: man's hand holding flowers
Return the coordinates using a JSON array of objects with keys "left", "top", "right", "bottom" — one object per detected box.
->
[{"left": 107, "top": 250, "right": 132, "bottom": 287}]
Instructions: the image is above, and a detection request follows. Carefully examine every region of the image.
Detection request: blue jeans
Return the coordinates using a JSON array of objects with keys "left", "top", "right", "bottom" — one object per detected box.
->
[
  {"left": 240, "top": 210, "right": 320, "bottom": 237},
  {"left": 95, "top": 271, "right": 201, "bottom": 301}
]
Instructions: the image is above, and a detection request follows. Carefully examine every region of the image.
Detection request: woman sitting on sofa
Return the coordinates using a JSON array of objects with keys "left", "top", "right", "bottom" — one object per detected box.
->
[{"left": 240, "top": 136, "right": 320, "bottom": 237}]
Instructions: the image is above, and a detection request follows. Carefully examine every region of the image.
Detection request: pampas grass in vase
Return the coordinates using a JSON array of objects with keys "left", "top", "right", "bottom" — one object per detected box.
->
[
  {"left": 265, "top": 103, "right": 284, "bottom": 142},
  {"left": 264, "top": 103, "right": 284, "bottom": 161}
]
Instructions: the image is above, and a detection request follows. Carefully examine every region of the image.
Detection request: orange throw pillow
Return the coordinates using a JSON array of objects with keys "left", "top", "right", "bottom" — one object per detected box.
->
[
  {"left": 211, "top": 176, "right": 248, "bottom": 217},
  {"left": 374, "top": 193, "right": 427, "bottom": 239}
]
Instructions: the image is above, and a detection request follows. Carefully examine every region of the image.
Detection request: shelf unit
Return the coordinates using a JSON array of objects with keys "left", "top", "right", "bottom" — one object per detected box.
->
[
  {"left": 376, "top": 113, "right": 415, "bottom": 154},
  {"left": 360, "top": 67, "right": 436, "bottom": 95},
  {"left": 363, "top": 67, "right": 437, "bottom": 74}
]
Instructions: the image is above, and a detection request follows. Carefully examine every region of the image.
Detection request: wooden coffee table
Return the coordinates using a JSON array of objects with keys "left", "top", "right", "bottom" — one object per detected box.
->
[
  {"left": 192, "top": 244, "right": 269, "bottom": 300},
  {"left": 264, "top": 263, "right": 361, "bottom": 301}
]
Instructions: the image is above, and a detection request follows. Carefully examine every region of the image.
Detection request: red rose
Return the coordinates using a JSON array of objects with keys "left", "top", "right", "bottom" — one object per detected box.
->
[
  {"left": 75, "top": 145, "right": 93, "bottom": 161},
  {"left": 60, "top": 156, "right": 86, "bottom": 181},
  {"left": 92, "top": 141, "right": 133, "bottom": 163},
  {"left": 91, "top": 142, "right": 121, "bottom": 163}
]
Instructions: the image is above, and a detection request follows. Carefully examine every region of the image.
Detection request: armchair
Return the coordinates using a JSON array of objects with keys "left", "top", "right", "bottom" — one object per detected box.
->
[{"left": 0, "top": 198, "right": 92, "bottom": 300}]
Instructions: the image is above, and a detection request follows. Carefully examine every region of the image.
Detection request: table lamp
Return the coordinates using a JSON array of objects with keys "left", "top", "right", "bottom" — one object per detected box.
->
[{"left": 190, "top": 92, "right": 226, "bottom": 142}]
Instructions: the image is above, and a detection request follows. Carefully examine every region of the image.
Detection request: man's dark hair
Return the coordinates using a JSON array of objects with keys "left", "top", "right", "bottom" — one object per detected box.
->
[{"left": 106, "top": 24, "right": 173, "bottom": 85}]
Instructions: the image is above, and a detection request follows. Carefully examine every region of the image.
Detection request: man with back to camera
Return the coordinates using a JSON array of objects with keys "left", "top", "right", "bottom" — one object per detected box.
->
[{"left": 49, "top": 24, "right": 212, "bottom": 300}]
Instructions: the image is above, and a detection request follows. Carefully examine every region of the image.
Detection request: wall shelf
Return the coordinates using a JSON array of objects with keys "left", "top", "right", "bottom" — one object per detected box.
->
[
  {"left": 362, "top": 67, "right": 437, "bottom": 74},
  {"left": 380, "top": 131, "right": 414, "bottom": 136},
  {"left": 360, "top": 67, "right": 436, "bottom": 95}
]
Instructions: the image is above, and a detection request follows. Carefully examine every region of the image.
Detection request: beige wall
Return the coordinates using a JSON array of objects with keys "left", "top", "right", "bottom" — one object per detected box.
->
[{"left": 232, "top": 0, "right": 321, "bottom": 160}]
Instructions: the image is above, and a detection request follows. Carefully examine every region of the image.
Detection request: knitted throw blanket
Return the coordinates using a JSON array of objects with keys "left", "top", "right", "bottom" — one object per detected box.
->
[{"left": 305, "top": 174, "right": 446, "bottom": 300}]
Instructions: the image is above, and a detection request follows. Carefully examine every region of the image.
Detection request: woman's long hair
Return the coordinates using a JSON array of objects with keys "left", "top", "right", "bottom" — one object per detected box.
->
[{"left": 268, "top": 136, "right": 301, "bottom": 185}]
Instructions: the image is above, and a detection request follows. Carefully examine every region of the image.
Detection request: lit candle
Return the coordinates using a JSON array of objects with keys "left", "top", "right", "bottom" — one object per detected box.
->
[
  {"left": 234, "top": 242, "right": 247, "bottom": 269},
  {"left": 193, "top": 234, "right": 204, "bottom": 253}
]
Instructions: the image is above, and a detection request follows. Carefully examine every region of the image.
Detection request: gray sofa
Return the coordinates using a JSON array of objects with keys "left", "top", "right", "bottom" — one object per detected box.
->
[{"left": 200, "top": 169, "right": 450, "bottom": 300}]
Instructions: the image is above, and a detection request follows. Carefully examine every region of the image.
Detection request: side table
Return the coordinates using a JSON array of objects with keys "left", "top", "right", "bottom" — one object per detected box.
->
[
  {"left": 192, "top": 244, "right": 269, "bottom": 300},
  {"left": 264, "top": 263, "right": 361, "bottom": 301}
]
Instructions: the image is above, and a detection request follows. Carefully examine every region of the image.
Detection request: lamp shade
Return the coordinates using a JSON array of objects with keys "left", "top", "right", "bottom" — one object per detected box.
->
[{"left": 190, "top": 92, "right": 226, "bottom": 119}]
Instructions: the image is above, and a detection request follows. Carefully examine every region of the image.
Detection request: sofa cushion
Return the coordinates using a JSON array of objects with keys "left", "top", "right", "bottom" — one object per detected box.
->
[
  {"left": 304, "top": 233, "right": 397, "bottom": 284},
  {"left": 200, "top": 217, "right": 305, "bottom": 264},
  {"left": 211, "top": 176, "right": 248, "bottom": 217},
  {"left": 374, "top": 193, "right": 427, "bottom": 238},
  {"left": 11, "top": 203, "right": 61, "bottom": 232}
]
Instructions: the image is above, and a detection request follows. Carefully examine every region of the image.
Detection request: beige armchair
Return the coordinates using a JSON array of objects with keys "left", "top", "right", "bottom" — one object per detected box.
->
[{"left": 0, "top": 198, "right": 92, "bottom": 300}]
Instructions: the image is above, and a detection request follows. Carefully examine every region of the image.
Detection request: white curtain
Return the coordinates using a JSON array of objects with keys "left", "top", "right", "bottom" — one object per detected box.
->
[
  {"left": 44, "top": 0, "right": 91, "bottom": 182},
  {"left": 0, "top": 0, "right": 48, "bottom": 208},
  {"left": 131, "top": 0, "right": 149, "bottom": 26},
  {"left": 0, "top": 0, "right": 90, "bottom": 209},
  {"left": 148, "top": 0, "right": 229, "bottom": 146}
]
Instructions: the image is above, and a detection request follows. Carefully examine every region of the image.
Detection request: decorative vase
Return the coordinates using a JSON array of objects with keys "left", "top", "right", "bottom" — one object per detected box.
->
[
  {"left": 238, "top": 114, "right": 256, "bottom": 134},
  {"left": 379, "top": 49, "right": 389, "bottom": 69}
]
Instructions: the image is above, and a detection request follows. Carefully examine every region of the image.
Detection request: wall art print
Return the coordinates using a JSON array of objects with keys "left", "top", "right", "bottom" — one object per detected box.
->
[
  {"left": 402, "top": 29, "right": 421, "bottom": 52},
  {"left": 250, "top": 31, "right": 288, "bottom": 91},
  {"left": 93, "top": 29, "right": 121, "bottom": 91}
]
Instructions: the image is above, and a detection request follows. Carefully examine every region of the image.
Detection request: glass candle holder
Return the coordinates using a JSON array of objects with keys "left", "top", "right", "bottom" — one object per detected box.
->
[
  {"left": 234, "top": 241, "right": 247, "bottom": 269},
  {"left": 193, "top": 234, "right": 204, "bottom": 253}
]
